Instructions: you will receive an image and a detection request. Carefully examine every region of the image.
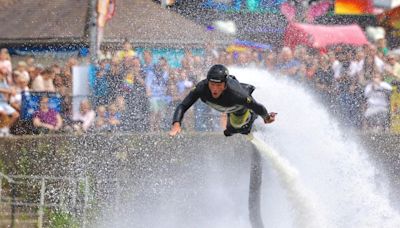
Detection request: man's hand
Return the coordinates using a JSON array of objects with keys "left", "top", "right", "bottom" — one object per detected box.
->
[
  {"left": 169, "top": 122, "right": 182, "bottom": 136},
  {"left": 264, "top": 112, "right": 277, "bottom": 124}
]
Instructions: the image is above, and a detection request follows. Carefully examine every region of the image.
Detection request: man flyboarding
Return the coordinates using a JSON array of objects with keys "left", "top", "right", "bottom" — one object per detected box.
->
[{"left": 169, "top": 64, "right": 276, "bottom": 136}]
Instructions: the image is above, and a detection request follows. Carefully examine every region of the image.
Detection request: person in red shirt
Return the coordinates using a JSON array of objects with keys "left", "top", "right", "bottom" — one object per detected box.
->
[{"left": 33, "top": 96, "right": 63, "bottom": 134}]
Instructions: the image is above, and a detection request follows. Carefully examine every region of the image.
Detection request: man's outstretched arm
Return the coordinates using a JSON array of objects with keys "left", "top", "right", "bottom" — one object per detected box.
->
[
  {"left": 243, "top": 96, "right": 276, "bottom": 124},
  {"left": 169, "top": 86, "right": 201, "bottom": 136}
]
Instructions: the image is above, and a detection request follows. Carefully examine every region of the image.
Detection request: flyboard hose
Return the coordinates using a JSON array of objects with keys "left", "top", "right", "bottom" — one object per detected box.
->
[
  {"left": 248, "top": 135, "right": 264, "bottom": 228},
  {"left": 247, "top": 134, "right": 326, "bottom": 228},
  {"left": 247, "top": 133, "right": 294, "bottom": 228}
]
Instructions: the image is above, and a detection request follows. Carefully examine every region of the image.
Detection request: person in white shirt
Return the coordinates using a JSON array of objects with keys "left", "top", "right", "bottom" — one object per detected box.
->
[
  {"left": 73, "top": 99, "right": 96, "bottom": 133},
  {"left": 42, "top": 68, "right": 55, "bottom": 92},
  {"left": 349, "top": 48, "right": 365, "bottom": 80},
  {"left": 0, "top": 49, "right": 12, "bottom": 84},
  {"left": 364, "top": 71, "right": 392, "bottom": 131},
  {"left": 10, "top": 72, "right": 30, "bottom": 112},
  {"left": 347, "top": 45, "right": 386, "bottom": 86},
  {"left": 31, "top": 73, "right": 44, "bottom": 92},
  {"left": 0, "top": 67, "right": 19, "bottom": 136}
]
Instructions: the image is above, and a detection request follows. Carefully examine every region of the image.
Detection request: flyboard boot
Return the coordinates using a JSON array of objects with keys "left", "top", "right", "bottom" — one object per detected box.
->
[{"left": 223, "top": 109, "right": 258, "bottom": 137}]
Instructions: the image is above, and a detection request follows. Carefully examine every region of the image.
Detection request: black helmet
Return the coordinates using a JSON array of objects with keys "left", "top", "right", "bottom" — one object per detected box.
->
[{"left": 207, "top": 64, "right": 229, "bottom": 83}]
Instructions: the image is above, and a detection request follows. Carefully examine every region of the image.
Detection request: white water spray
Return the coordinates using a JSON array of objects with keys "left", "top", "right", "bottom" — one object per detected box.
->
[
  {"left": 250, "top": 135, "right": 328, "bottom": 228},
  {"left": 96, "top": 67, "right": 400, "bottom": 228},
  {"left": 231, "top": 67, "right": 400, "bottom": 228}
]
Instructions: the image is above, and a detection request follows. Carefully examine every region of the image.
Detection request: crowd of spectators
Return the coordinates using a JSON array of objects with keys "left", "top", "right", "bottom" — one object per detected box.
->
[{"left": 0, "top": 38, "right": 400, "bottom": 137}]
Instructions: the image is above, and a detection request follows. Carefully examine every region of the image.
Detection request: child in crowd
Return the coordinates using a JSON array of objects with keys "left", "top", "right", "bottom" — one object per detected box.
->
[
  {"left": 107, "top": 103, "right": 121, "bottom": 130},
  {"left": 73, "top": 99, "right": 96, "bottom": 133},
  {"left": 95, "top": 105, "right": 108, "bottom": 131}
]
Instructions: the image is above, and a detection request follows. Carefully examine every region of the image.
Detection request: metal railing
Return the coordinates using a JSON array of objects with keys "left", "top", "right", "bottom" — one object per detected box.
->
[{"left": 0, "top": 172, "right": 90, "bottom": 228}]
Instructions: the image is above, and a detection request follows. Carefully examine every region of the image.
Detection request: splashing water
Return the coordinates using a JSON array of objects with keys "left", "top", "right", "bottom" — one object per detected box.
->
[
  {"left": 250, "top": 135, "right": 328, "bottom": 228},
  {"left": 231, "top": 67, "right": 400, "bottom": 228},
  {"left": 95, "top": 67, "right": 400, "bottom": 228}
]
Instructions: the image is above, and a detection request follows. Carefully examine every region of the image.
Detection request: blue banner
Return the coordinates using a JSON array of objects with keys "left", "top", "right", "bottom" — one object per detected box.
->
[
  {"left": 136, "top": 48, "right": 204, "bottom": 69},
  {"left": 202, "top": 0, "right": 286, "bottom": 13},
  {"left": 20, "top": 92, "right": 63, "bottom": 120}
]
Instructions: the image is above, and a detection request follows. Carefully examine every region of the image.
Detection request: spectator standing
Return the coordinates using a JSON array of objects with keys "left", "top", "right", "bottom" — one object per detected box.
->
[
  {"left": 176, "top": 69, "right": 193, "bottom": 93},
  {"left": 364, "top": 72, "right": 392, "bottom": 131},
  {"left": 142, "top": 50, "right": 156, "bottom": 129},
  {"left": 358, "top": 44, "right": 385, "bottom": 86},
  {"left": 222, "top": 51, "right": 235, "bottom": 66},
  {"left": 107, "top": 103, "right": 121, "bottom": 131},
  {"left": 390, "top": 82, "right": 400, "bottom": 133},
  {"left": 31, "top": 65, "right": 45, "bottom": 91},
  {"left": 248, "top": 50, "right": 263, "bottom": 67},
  {"left": 14, "top": 61, "right": 29, "bottom": 85},
  {"left": 0, "top": 49, "right": 12, "bottom": 83},
  {"left": 107, "top": 57, "right": 123, "bottom": 100},
  {"left": 293, "top": 46, "right": 313, "bottom": 80},
  {"left": 166, "top": 69, "right": 180, "bottom": 110},
  {"left": 263, "top": 51, "right": 277, "bottom": 72},
  {"left": 276, "top": 47, "right": 300, "bottom": 78},
  {"left": 121, "top": 57, "right": 148, "bottom": 131},
  {"left": 51, "top": 64, "right": 62, "bottom": 78},
  {"left": 142, "top": 50, "right": 155, "bottom": 86},
  {"left": 335, "top": 54, "right": 356, "bottom": 127},
  {"left": 192, "top": 55, "right": 206, "bottom": 82},
  {"left": 94, "top": 105, "right": 108, "bottom": 131},
  {"left": 0, "top": 49, "right": 11, "bottom": 71},
  {"left": 313, "top": 54, "right": 335, "bottom": 109},
  {"left": 60, "top": 59, "right": 77, "bottom": 122},
  {"left": 25, "top": 56, "right": 35, "bottom": 68},
  {"left": 41, "top": 68, "right": 56, "bottom": 92},
  {"left": 64, "top": 58, "right": 79, "bottom": 77},
  {"left": 348, "top": 76, "right": 365, "bottom": 129},
  {"left": 0, "top": 67, "right": 19, "bottom": 136},
  {"left": 73, "top": 99, "right": 96, "bottom": 133},
  {"left": 54, "top": 72, "right": 67, "bottom": 95},
  {"left": 384, "top": 54, "right": 400, "bottom": 83},
  {"left": 93, "top": 59, "right": 110, "bottom": 106},
  {"left": 9, "top": 71, "right": 30, "bottom": 112},
  {"left": 116, "top": 39, "right": 136, "bottom": 62},
  {"left": 204, "top": 42, "right": 219, "bottom": 67},
  {"left": 145, "top": 57, "right": 169, "bottom": 131},
  {"left": 236, "top": 51, "right": 251, "bottom": 67},
  {"left": 62, "top": 57, "right": 78, "bottom": 102},
  {"left": 349, "top": 48, "right": 365, "bottom": 83},
  {"left": 376, "top": 38, "right": 389, "bottom": 57},
  {"left": 177, "top": 69, "right": 199, "bottom": 131},
  {"left": 53, "top": 68, "right": 73, "bottom": 127},
  {"left": 113, "top": 95, "right": 128, "bottom": 130},
  {"left": 28, "top": 64, "right": 43, "bottom": 88},
  {"left": 330, "top": 49, "right": 342, "bottom": 80}
]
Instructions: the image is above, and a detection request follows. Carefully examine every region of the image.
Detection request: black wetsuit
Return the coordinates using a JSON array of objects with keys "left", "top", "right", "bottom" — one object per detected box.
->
[{"left": 172, "top": 76, "right": 270, "bottom": 135}]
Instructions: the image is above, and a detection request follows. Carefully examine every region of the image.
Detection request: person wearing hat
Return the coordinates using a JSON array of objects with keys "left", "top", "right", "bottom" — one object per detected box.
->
[{"left": 169, "top": 64, "right": 276, "bottom": 136}]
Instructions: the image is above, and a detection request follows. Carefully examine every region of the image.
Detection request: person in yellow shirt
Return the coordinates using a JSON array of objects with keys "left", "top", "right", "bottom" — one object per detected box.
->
[
  {"left": 390, "top": 81, "right": 400, "bottom": 134},
  {"left": 116, "top": 40, "right": 136, "bottom": 61}
]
